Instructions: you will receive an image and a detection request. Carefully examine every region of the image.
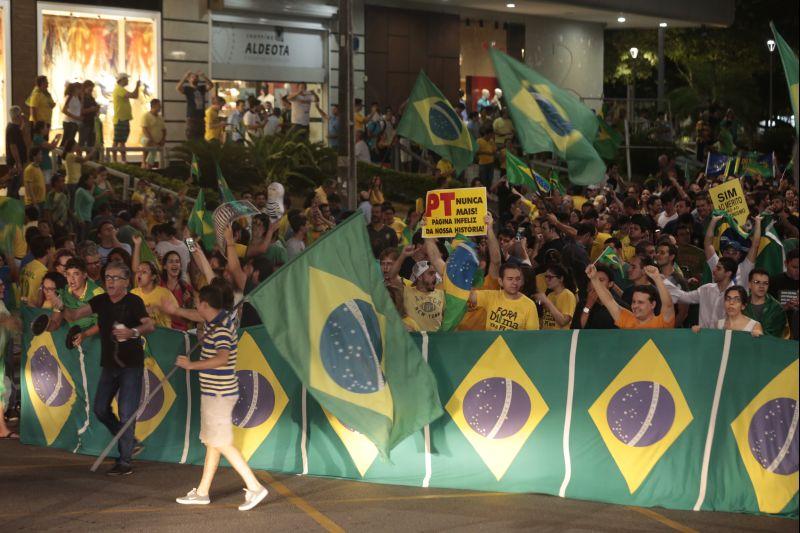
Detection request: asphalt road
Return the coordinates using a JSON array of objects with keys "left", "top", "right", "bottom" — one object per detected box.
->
[{"left": 0, "top": 438, "right": 796, "bottom": 532}]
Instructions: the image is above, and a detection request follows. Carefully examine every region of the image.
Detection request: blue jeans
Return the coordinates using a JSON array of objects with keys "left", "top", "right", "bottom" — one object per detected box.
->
[{"left": 94, "top": 367, "right": 143, "bottom": 467}]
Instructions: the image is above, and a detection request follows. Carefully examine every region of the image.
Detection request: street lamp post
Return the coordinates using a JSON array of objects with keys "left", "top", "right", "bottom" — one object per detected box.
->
[
  {"left": 625, "top": 47, "right": 639, "bottom": 181},
  {"left": 767, "top": 39, "right": 776, "bottom": 129}
]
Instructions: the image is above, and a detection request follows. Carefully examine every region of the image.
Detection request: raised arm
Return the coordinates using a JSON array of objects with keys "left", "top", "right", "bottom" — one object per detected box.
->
[
  {"left": 644, "top": 265, "right": 675, "bottom": 323},
  {"left": 548, "top": 213, "right": 577, "bottom": 238},
  {"left": 423, "top": 237, "right": 446, "bottom": 277},
  {"left": 223, "top": 226, "right": 247, "bottom": 292},
  {"left": 745, "top": 215, "right": 762, "bottom": 265},
  {"left": 131, "top": 233, "right": 142, "bottom": 277},
  {"left": 388, "top": 245, "right": 414, "bottom": 281},
  {"left": 175, "top": 71, "right": 190, "bottom": 94},
  {"left": 704, "top": 214, "right": 724, "bottom": 260},
  {"left": 585, "top": 264, "right": 621, "bottom": 322},
  {"left": 485, "top": 212, "right": 501, "bottom": 280}
]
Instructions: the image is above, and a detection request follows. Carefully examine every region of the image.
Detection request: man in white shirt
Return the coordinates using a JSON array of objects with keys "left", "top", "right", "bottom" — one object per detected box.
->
[
  {"left": 665, "top": 255, "right": 736, "bottom": 328},
  {"left": 243, "top": 98, "right": 262, "bottom": 142},
  {"left": 704, "top": 213, "right": 761, "bottom": 285},
  {"left": 286, "top": 214, "right": 308, "bottom": 260},
  {"left": 354, "top": 130, "right": 371, "bottom": 163},
  {"left": 287, "top": 83, "right": 318, "bottom": 139},
  {"left": 227, "top": 99, "right": 245, "bottom": 143},
  {"left": 264, "top": 107, "right": 281, "bottom": 136}
]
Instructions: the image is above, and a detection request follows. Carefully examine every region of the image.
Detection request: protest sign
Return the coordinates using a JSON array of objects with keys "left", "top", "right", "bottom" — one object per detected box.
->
[
  {"left": 709, "top": 179, "right": 748, "bottom": 228},
  {"left": 423, "top": 187, "right": 487, "bottom": 238}
]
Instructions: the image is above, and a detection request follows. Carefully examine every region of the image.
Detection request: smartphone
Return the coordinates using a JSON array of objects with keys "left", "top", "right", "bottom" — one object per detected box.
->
[{"left": 184, "top": 237, "right": 196, "bottom": 253}]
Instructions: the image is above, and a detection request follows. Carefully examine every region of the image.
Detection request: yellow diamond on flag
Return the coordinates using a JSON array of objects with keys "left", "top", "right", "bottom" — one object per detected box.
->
[
  {"left": 323, "top": 407, "right": 379, "bottom": 477},
  {"left": 132, "top": 354, "right": 177, "bottom": 443},
  {"left": 413, "top": 96, "right": 475, "bottom": 151},
  {"left": 510, "top": 80, "right": 585, "bottom": 154},
  {"left": 232, "top": 332, "right": 289, "bottom": 461},
  {"left": 730, "top": 359, "right": 799, "bottom": 514},
  {"left": 25, "top": 332, "right": 77, "bottom": 445},
  {"left": 445, "top": 336, "right": 548, "bottom": 481},
  {"left": 308, "top": 267, "right": 393, "bottom": 421},
  {"left": 588, "top": 339, "right": 693, "bottom": 494}
]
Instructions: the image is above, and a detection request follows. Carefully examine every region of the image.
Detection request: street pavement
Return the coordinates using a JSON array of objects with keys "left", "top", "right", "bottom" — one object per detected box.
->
[{"left": 0, "top": 438, "right": 796, "bottom": 532}]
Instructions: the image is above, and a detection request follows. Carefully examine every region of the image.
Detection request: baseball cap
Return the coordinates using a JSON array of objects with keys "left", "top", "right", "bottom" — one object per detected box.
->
[{"left": 410, "top": 261, "right": 442, "bottom": 284}]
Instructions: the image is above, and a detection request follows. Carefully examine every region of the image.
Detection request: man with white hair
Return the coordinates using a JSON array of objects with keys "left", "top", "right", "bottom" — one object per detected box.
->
[
  {"left": 477, "top": 89, "right": 492, "bottom": 112},
  {"left": 112, "top": 73, "right": 141, "bottom": 163}
]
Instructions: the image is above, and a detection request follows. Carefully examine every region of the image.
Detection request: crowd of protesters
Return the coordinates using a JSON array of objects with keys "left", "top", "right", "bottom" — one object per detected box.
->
[{"left": 1, "top": 75, "right": 799, "bottom": 445}]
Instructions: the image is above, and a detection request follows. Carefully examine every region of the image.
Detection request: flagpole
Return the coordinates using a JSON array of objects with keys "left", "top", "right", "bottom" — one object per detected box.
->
[{"left": 624, "top": 119, "right": 632, "bottom": 181}]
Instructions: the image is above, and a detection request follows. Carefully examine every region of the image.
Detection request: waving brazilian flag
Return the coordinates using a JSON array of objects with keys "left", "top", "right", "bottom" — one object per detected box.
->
[
  {"left": 190, "top": 153, "right": 200, "bottom": 182},
  {"left": 771, "top": 22, "right": 799, "bottom": 135},
  {"left": 489, "top": 48, "right": 605, "bottom": 186},
  {"left": 441, "top": 235, "right": 480, "bottom": 332},
  {"left": 593, "top": 116, "right": 622, "bottom": 161},
  {"left": 396, "top": 71, "right": 477, "bottom": 174},
  {"left": 246, "top": 213, "right": 443, "bottom": 456},
  {"left": 215, "top": 162, "right": 236, "bottom": 203},
  {"left": 506, "top": 151, "right": 537, "bottom": 191},
  {"left": 187, "top": 189, "right": 216, "bottom": 250}
]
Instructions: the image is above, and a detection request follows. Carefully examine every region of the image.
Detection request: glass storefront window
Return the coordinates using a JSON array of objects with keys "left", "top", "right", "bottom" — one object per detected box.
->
[
  {"left": 213, "top": 80, "right": 326, "bottom": 144},
  {"left": 38, "top": 4, "right": 160, "bottom": 152}
]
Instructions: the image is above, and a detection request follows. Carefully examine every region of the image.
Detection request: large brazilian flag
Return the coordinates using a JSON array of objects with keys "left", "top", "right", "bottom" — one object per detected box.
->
[
  {"left": 396, "top": 71, "right": 477, "bottom": 174},
  {"left": 245, "top": 213, "right": 444, "bottom": 456},
  {"left": 770, "top": 22, "right": 799, "bottom": 135},
  {"left": 489, "top": 48, "right": 605, "bottom": 186}
]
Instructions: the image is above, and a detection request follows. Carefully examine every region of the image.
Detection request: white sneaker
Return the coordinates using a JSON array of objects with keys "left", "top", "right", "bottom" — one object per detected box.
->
[
  {"left": 176, "top": 488, "right": 210, "bottom": 505},
  {"left": 238, "top": 486, "right": 268, "bottom": 511}
]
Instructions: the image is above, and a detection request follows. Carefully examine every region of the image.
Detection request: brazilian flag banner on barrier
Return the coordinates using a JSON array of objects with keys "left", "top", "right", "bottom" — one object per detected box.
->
[
  {"left": 396, "top": 71, "right": 477, "bottom": 174},
  {"left": 19, "top": 310, "right": 798, "bottom": 517},
  {"left": 245, "top": 213, "right": 444, "bottom": 457},
  {"left": 490, "top": 48, "right": 605, "bottom": 186}
]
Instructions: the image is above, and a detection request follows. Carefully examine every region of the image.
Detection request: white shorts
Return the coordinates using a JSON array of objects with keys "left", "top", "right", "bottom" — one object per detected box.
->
[{"left": 199, "top": 394, "right": 238, "bottom": 447}]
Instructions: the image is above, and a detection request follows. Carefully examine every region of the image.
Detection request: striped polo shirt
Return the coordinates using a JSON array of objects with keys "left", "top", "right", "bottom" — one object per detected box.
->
[{"left": 199, "top": 310, "right": 239, "bottom": 396}]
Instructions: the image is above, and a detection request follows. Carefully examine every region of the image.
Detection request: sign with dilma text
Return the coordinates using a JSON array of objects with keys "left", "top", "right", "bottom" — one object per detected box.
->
[
  {"left": 710, "top": 179, "right": 748, "bottom": 228},
  {"left": 423, "top": 187, "right": 487, "bottom": 238}
]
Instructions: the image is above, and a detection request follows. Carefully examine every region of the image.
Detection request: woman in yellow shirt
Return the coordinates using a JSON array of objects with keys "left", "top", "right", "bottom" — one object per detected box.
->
[
  {"left": 368, "top": 176, "right": 384, "bottom": 205},
  {"left": 131, "top": 261, "right": 179, "bottom": 329},
  {"left": 534, "top": 265, "right": 577, "bottom": 330}
]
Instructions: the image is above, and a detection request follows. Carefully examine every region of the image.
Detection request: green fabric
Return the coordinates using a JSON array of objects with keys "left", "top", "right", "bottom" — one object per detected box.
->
[
  {"left": 59, "top": 279, "right": 104, "bottom": 330},
  {"left": 216, "top": 162, "right": 236, "bottom": 203},
  {"left": 745, "top": 294, "right": 787, "bottom": 338},
  {"left": 755, "top": 213, "right": 786, "bottom": 277},
  {"left": 74, "top": 187, "right": 94, "bottom": 223},
  {"left": 489, "top": 48, "right": 605, "bottom": 186},
  {"left": 505, "top": 151, "right": 538, "bottom": 191},
  {"left": 0, "top": 197, "right": 24, "bottom": 256},
  {"left": 771, "top": 22, "right": 799, "bottom": 135},
  {"left": 20, "top": 308, "right": 799, "bottom": 517},
  {"left": 595, "top": 246, "right": 625, "bottom": 278},
  {"left": 46, "top": 190, "right": 68, "bottom": 227},
  {"left": 187, "top": 189, "right": 216, "bottom": 250},
  {"left": 593, "top": 116, "right": 622, "bottom": 161},
  {"left": 440, "top": 236, "right": 479, "bottom": 332},
  {"left": 717, "top": 128, "right": 735, "bottom": 156},
  {"left": 245, "top": 213, "right": 443, "bottom": 457},
  {"left": 264, "top": 241, "right": 288, "bottom": 266},
  {"left": 395, "top": 71, "right": 477, "bottom": 174},
  {"left": 190, "top": 153, "right": 200, "bottom": 182}
]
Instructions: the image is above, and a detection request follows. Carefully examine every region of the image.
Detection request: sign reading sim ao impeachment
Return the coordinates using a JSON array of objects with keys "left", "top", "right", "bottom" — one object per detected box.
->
[
  {"left": 423, "top": 187, "right": 488, "bottom": 238},
  {"left": 710, "top": 179, "right": 748, "bottom": 228}
]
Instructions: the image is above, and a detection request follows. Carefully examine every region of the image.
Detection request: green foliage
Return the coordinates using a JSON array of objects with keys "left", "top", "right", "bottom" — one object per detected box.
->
[
  {"left": 169, "top": 131, "right": 337, "bottom": 195},
  {"left": 356, "top": 162, "right": 438, "bottom": 204}
]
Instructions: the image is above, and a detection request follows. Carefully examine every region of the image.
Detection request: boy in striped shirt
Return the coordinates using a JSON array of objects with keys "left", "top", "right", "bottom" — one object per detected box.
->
[{"left": 174, "top": 283, "right": 268, "bottom": 511}]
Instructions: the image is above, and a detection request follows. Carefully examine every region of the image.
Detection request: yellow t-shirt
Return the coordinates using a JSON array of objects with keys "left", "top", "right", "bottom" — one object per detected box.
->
[
  {"left": 20, "top": 259, "right": 48, "bottom": 303},
  {"left": 571, "top": 195, "right": 588, "bottom": 210},
  {"left": 477, "top": 137, "right": 496, "bottom": 165},
  {"left": 142, "top": 111, "right": 166, "bottom": 143},
  {"left": 389, "top": 217, "right": 407, "bottom": 240},
  {"left": 457, "top": 275, "right": 500, "bottom": 331},
  {"left": 354, "top": 112, "right": 366, "bottom": 132},
  {"left": 23, "top": 164, "right": 46, "bottom": 205},
  {"left": 131, "top": 286, "right": 178, "bottom": 329},
  {"left": 205, "top": 106, "right": 223, "bottom": 141},
  {"left": 13, "top": 227, "right": 26, "bottom": 260},
  {"left": 590, "top": 232, "right": 613, "bottom": 261},
  {"left": 314, "top": 186, "right": 329, "bottom": 206},
  {"left": 63, "top": 153, "right": 83, "bottom": 185},
  {"left": 113, "top": 84, "right": 132, "bottom": 123},
  {"left": 402, "top": 286, "right": 444, "bottom": 332},
  {"left": 369, "top": 188, "right": 385, "bottom": 205},
  {"left": 436, "top": 159, "right": 455, "bottom": 178},
  {"left": 540, "top": 289, "right": 576, "bottom": 330},
  {"left": 475, "top": 290, "right": 539, "bottom": 331},
  {"left": 27, "top": 88, "right": 55, "bottom": 124}
]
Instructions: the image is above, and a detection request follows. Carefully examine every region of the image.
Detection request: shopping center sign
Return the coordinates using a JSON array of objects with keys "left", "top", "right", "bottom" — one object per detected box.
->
[{"left": 211, "top": 22, "right": 325, "bottom": 81}]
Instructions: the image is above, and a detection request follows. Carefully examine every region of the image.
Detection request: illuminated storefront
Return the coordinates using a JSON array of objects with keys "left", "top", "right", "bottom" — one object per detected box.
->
[
  {"left": 0, "top": 0, "right": 10, "bottom": 156},
  {"left": 210, "top": 15, "right": 329, "bottom": 144},
  {"left": 37, "top": 2, "right": 160, "bottom": 150}
]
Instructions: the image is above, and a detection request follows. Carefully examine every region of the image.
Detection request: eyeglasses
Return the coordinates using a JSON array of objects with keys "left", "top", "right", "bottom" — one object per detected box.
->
[
  {"left": 751, "top": 280, "right": 769, "bottom": 286},
  {"left": 724, "top": 296, "right": 742, "bottom": 303},
  {"left": 42, "top": 285, "right": 57, "bottom": 292},
  {"left": 104, "top": 275, "right": 129, "bottom": 283}
]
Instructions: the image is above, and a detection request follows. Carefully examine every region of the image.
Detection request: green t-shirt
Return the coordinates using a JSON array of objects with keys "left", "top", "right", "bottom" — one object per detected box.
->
[
  {"left": 265, "top": 241, "right": 288, "bottom": 266},
  {"left": 60, "top": 279, "right": 105, "bottom": 330},
  {"left": 74, "top": 187, "right": 95, "bottom": 223}
]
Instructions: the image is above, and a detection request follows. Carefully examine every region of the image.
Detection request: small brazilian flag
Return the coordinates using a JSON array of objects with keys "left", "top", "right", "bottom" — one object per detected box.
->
[
  {"left": 187, "top": 189, "right": 216, "bottom": 250},
  {"left": 505, "top": 151, "right": 537, "bottom": 191},
  {"left": 441, "top": 235, "right": 480, "bottom": 332},
  {"left": 190, "top": 154, "right": 200, "bottom": 182},
  {"left": 705, "top": 152, "right": 735, "bottom": 178},
  {"left": 593, "top": 116, "right": 622, "bottom": 161},
  {"left": 396, "top": 71, "right": 477, "bottom": 174},
  {"left": 549, "top": 170, "right": 566, "bottom": 195},
  {"left": 771, "top": 22, "right": 799, "bottom": 135},
  {"left": 594, "top": 245, "right": 625, "bottom": 279},
  {"left": 0, "top": 196, "right": 24, "bottom": 256},
  {"left": 134, "top": 230, "right": 161, "bottom": 270},
  {"left": 215, "top": 162, "right": 236, "bottom": 203},
  {"left": 490, "top": 48, "right": 605, "bottom": 186},
  {"left": 246, "top": 212, "right": 443, "bottom": 456}
]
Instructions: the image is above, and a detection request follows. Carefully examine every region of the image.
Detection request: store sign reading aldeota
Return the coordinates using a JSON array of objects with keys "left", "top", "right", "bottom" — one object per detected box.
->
[{"left": 211, "top": 24, "right": 324, "bottom": 69}]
